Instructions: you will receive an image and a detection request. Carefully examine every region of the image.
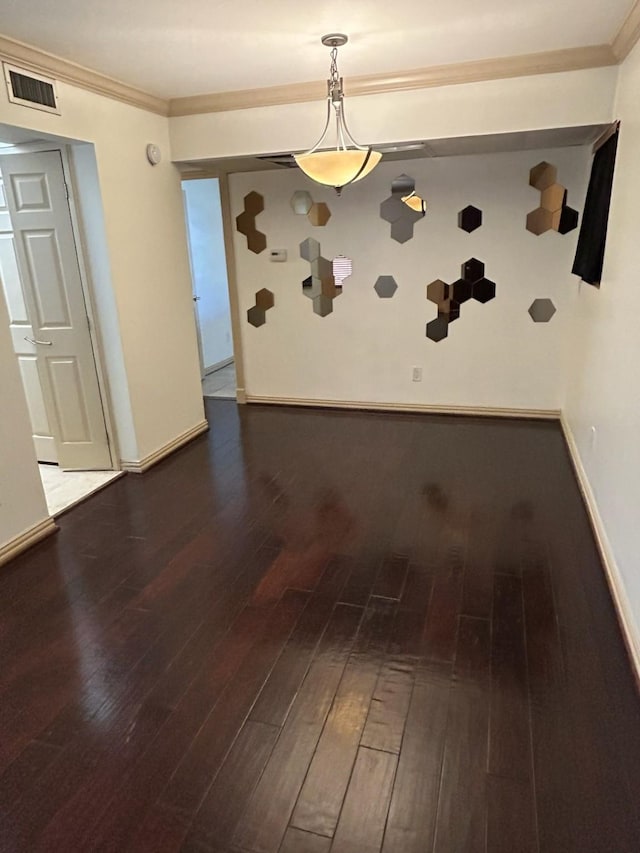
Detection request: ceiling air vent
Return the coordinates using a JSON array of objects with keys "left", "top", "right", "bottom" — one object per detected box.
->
[
  {"left": 256, "top": 154, "right": 297, "bottom": 169},
  {"left": 3, "top": 63, "right": 60, "bottom": 114}
]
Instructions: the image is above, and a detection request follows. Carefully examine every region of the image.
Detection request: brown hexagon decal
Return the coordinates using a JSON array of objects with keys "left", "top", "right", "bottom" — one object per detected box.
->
[{"left": 308, "top": 202, "right": 331, "bottom": 227}]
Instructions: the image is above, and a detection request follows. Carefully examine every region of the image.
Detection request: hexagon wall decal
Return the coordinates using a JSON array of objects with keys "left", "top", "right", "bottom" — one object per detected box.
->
[
  {"left": 247, "top": 305, "right": 266, "bottom": 328},
  {"left": 526, "top": 207, "right": 554, "bottom": 236},
  {"left": 426, "top": 316, "right": 449, "bottom": 342},
  {"left": 528, "top": 298, "right": 557, "bottom": 322},
  {"left": 300, "top": 239, "right": 341, "bottom": 317},
  {"left": 473, "top": 277, "right": 496, "bottom": 304},
  {"left": 529, "top": 162, "right": 557, "bottom": 191},
  {"left": 426, "top": 258, "right": 496, "bottom": 342},
  {"left": 380, "top": 175, "right": 426, "bottom": 243},
  {"left": 247, "top": 288, "right": 275, "bottom": 327},
  {"left": 308, "top": 201, "right": 331, "bottom": 227},
  {"left": 299, "top": 237, "right": 320, "bottom": 262},
  {"left": 458, "top": 205, "right": 483, "bottom": 233},
  {"left": 527, "top": 162, "right": 579, "bottom": 236},
  {"left": 540, "top": 184, "right": 566, "bottom": 213},
  {"left": 313, "top": 294, "right": 334, "bottom": 317},
  {"left": 291, "top": 190, "right": 313, "bottom": 215},
  {"left": 255, "top": 288, "right": 275, "bottom": 310},
  {"left": 558, "top": 206, "right": 579, "bottom": 235},
  {"left": 462, "top": 258, "right": 485, "bottom": 282},
  {"left": 452, "top": 278, "right": 473, "bottom": 304},
  {"left": 374, "top": 275, "right": 398, "bottom": 298},
  {"left": 426, "top": 279, "right": 449, "bottom": 304},
  {"left": 236, "top": 191, "right": 267, "bottom": 254}
]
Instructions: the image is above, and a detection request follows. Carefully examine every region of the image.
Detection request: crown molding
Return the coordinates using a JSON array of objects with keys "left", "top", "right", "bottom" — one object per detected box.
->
[
  {"left": 168, "top": 44, "right": 617, "bottom": 117},
  {"left": 0, "top": 29, "right": 626, "bottom": 121},
  {"left": 612, "top": 0, "right": 640, "bottom": 60},
  {"left": 0, "top": 33, "right": 168, "bottom": 116}
]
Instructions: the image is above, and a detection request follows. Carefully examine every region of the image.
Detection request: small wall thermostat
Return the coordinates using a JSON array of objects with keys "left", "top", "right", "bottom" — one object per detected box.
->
[
  {"left": 146, "top": 143, "right": 161, "bottom": 165},
  {"left": 270, "top": 249, "right": 287, "bottom": 262}
]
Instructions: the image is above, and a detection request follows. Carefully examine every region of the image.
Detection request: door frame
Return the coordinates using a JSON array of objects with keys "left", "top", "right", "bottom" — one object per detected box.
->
[
  {"left": 181, "top": 171, "right": 246, "bottom": 403},
  {"left": 0, "top": 139, "right": 119, "bottom": 468}
]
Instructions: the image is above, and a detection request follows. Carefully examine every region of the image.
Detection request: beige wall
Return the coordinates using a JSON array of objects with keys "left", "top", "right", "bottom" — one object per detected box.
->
[
  {"left": 0, "top": 76, "right": 204, "bottom": 553},
  {"left": 0, "top": 78, "right": 204, "bottom": 464},
  {"left": 0, "top": 290, "right": 49, "bottom": 546},
  {"left": 564, "top": 42, "right": 640, "bottom": 663},
  {"left": 231, "top": 148, "right": 590, "bottom": 412},
  {"left": 170, "top": 66, "right": 618, "bottom": 162}
]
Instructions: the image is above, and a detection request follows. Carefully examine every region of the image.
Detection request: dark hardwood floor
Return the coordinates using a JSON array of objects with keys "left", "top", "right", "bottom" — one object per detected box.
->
[{"left": 1, "top": 399, "right": 639, "bottom": 852}]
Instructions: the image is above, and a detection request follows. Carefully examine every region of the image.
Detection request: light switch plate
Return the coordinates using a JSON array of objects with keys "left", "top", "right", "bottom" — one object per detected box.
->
[{"left": 270, "top": 249, "right": 287, "bottom": 262}]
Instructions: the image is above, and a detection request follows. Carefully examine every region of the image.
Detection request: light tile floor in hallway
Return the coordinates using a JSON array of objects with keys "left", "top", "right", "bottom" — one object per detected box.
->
[
  {"left": 202, "top": 362, "right": 236, "bottom": 399},
  {"left": 39, "top": 465, "right": 122, "bottom": 516}
]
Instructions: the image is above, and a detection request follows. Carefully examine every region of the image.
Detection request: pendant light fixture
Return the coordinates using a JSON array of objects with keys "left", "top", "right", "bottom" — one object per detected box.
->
[{"left": 294, "top": 34, "right": 382, "bottom": 195}]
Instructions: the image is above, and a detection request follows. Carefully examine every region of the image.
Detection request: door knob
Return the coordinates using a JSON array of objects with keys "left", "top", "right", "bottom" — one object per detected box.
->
[
  {"left": 193, "top": 296, "right": 201, "bottom": 302},
  {"left": 24, "top": 336, "right": 53, "bottom": 346}
]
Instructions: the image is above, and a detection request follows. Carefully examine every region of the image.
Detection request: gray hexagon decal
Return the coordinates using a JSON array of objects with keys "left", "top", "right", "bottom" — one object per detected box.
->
[
  {"left": 528, "top": 298, "right": 556, "bottom": 322},
  {"left": 374, "top": 275, "right": 398, "bottom": 298}
]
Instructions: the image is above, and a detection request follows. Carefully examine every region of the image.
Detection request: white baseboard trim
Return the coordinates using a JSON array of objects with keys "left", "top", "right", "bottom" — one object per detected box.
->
[
  {"left": 0, "top": 517, "right": 58, "bottom": 568},
  {"left": 121, "top": 419, "right": 209, "bottom": 474},
  {"left": 204, "top": 356, "right": 234, "bottom": 376},
  {"left": 236, "top": 387, "right": 247, "bottom": 404},
  {"left": 560, "top": 414, "right": 640, "bottom": 686},
  {"left": 245, "top": 394, "right": 560, "bottom": 420}
]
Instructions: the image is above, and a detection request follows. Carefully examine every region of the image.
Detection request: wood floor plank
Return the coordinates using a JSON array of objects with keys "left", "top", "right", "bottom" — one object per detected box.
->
[
  {"left": 421, "top": 533, "right": 466, "bottom": 667},
  {"left": 279, "top": 827, "right": 331, "bottom": 853},
  {"left": 381, "top": 670, "right": 450, "bottom": 853},
  {"left": 489, "top": 573, "right": 533, "bottom": 780},
  {"left": 289, "top": 598, "right": 396, "bottom": 838},
  {"left": 330, "top": 746, "right": 397, "bottom": 853},
  {"left": 461, "top": 512, "right": 496, "bottom": 619},
  {"left": 53, "top": 596, "right": 278, "bottom": 851},
  {"left": 432, "top": 615, "right": 491, "bottom": 853},
  {"left": 360, "top": 609, "right": 423, "bottom": 754},
  {"left": 249, "top": 557, "right": 352, "bottom": 728},
  {"left": 185, "top": 720, "right": 279, "bottom": 850},
  {"left": 157, "top": 589, "right": 309, "bottom": 817},
  {"left": 232, "top": 604, "right": 363, "bottom": 853},
  {"left": 370, "top": 554, "right": 409, "bottom": 601},
  {"left": 486, "top": 774, "right": 538, "bottom": 853}
]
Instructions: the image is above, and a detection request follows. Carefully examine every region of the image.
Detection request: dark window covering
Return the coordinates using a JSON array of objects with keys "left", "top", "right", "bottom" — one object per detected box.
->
[{"left": 571, "top": 127, "right": 619, "bottom": 287}]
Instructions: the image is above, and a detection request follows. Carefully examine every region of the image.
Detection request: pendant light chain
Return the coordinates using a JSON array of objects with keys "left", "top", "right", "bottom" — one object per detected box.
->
[
  {"left": 294, "top": 34, "right": 382, "bottom": 192},
  {"left": 328, "top": 47, "right": 341, "bottom": 101}
]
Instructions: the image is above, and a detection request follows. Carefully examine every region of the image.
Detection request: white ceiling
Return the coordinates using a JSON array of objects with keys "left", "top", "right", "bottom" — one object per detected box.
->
[{"left": 0, "top": 0, "right": 634, "bottom": 99}]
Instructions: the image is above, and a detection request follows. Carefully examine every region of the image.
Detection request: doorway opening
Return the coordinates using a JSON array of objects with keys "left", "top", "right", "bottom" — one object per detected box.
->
[
  {"left": 0, "top": 129, "right": 119, "bottom": 515},
  {"left": 182, "top": 177, "right": 237, "bottom": 400}
]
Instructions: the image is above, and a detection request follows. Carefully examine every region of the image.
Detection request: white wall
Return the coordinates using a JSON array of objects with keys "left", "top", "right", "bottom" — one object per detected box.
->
[
  {"left": 170, "top": 67, "right": 617, "bottom": 162},
  {"left": 182, "top": 178, "right": 233, "bottom": 371},
  {"left": 0, "top": 81, "right": 204, "bottom": 464},
  {"left": 0, "top": 292, "right": 48, "bottom": 544},
  {"left": 231, "top": 147, "right": 590, "bottom": 411},
  {"left": 564, "top": 42, "right": 640, "bottom": 660}
]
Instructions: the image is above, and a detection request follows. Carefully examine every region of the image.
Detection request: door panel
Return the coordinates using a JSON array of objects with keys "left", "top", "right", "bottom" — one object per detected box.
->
[
  {"left": 46, "top": 356, "right": 92, "bottom": 442},
  {"left": 17, "top": 354, "right": 57, "bottom": 460},
  {"left": 0, "top": 232, "right": 28, "bottom": 323},
  {"left": 0, "top": 151, "right": 111, "bottom": 469},
  {"left": 0, "top": 173, "right": 57, "bottom": 463},
  {"left": 23, "top": 229, "right": 71, "bottom": 327}
]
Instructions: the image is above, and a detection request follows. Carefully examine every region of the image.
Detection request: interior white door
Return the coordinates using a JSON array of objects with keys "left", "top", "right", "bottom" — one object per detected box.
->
[
  {"left": 0, "top": 172, "right": 58, "bottom": 462},
  {"left": 0, "top": 150, "right": 111, "bottom": 470}
]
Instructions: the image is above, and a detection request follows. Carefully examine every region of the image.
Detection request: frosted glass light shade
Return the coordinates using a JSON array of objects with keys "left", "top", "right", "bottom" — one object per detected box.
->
[{"left": 295, "top": 149, "right": 382, "bottom": 188}]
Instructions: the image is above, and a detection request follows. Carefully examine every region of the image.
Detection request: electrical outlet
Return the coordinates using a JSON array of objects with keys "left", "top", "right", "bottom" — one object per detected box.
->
[{"left": 412, "top": 366, "right": 422, "bottom": 382}]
